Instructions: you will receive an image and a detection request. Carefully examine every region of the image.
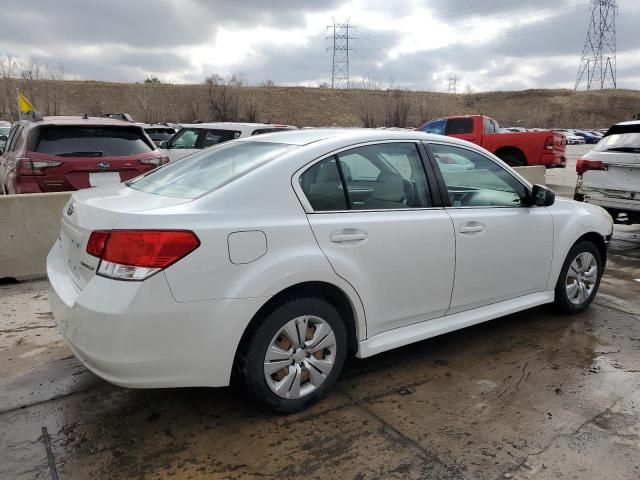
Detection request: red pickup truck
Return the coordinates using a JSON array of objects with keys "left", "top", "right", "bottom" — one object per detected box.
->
[{"left": 417, "top": 115, "right": 566, "bottom": 168}]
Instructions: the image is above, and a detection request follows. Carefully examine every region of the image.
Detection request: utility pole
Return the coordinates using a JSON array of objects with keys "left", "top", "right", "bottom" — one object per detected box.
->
[
  {"left": 327, "top": 20, "right": 354, "bottom": 89},
  {"left": 448, "top": 75, "right": 458, "bottom": 94},
  {"left": 575, "top": 0, "right": 617, "bottom": 90}
]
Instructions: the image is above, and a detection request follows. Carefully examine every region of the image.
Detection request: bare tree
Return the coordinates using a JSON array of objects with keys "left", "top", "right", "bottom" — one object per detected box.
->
[
  {"left": 384, "top": 90, "right": 411, "bottom": 127},
  {"left": 242, "top": 94, "right": 259, "bottom": 122},
  {"left": 416, "top": 94, "right": 447, "bottom": 125},
  {"left": 0, "top": 54, "right": 19, "bottom": 120},
  {"left": 43, "top": 63, "right": 65, "bottom": 115},
  {"left": 206, "top": 74, "right": 240, "bottom": 122},
  {"left": 19, "top": 56, "right": 41, "bottom": 102},
  {"left": 358, "top": 95, "right": 379, "bottom": 128},
  {"left": 259, "top": 79, "right": 275, "bottom": 87},
  {"left": 463, "top": 82, "right": 476, "bottom": 108}
]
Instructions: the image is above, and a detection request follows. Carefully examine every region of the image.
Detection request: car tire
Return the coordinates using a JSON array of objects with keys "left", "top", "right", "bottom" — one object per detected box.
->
[
  {"left": 498, "top": 151, "right": 526, "bottom": 167},
  {"left": 554, "top": 240, "right": 603, "bottom": 314},
  {"left": 235, "top": 296, "right": 348, "bottom": 413}
]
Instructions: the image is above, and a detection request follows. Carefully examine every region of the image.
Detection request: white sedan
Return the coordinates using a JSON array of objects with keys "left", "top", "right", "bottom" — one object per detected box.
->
[{"left": 48, "top": 129, "right": 613, "bottom": 412}]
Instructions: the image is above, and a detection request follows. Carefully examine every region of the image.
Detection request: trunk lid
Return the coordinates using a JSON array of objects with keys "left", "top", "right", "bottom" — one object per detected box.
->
[
  {"left": 24, "top": 150, "right": 158, "bottom": 192},
  {"left": 582, "top": 150, "right": 640, "bottom": 193},
  {"left": 61, "top": 183, "right": 192, "bottom": 290}
]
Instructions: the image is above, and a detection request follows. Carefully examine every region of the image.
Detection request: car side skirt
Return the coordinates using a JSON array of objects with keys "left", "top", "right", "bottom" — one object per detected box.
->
[{"left": 357, "top": 291, "right": 554, "bottom": 358}]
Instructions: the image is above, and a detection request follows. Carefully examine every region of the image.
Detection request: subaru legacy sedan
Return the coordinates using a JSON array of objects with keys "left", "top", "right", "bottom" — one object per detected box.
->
[{"left": 48, "top": 129, "right": 612, "bottom": 412}]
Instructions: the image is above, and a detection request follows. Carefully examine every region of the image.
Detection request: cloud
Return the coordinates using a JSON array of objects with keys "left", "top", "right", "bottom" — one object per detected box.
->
[{"left": 0, "top": 0, "right": 637, "bottom": 90}]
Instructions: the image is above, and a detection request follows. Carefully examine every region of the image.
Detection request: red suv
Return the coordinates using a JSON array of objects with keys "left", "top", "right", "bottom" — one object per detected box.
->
[{"left": 0, "top": 116, "right": 168, "bottom": 194}]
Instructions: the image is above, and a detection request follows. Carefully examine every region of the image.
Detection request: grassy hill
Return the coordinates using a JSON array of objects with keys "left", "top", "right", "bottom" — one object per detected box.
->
[{"left": 3, "top": 79, "right": 640, "bottom": 129}]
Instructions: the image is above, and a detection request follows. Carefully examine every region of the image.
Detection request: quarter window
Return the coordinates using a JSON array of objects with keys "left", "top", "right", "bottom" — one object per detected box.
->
[
  {"left": 299, "top": 158, "right": 348, "bottom": 211},
  {"left": 430, "top": 143, "right": 526, "bottom": 208},
  {"left": 299, "top": 143, "right": 431, "bottom": 211}
]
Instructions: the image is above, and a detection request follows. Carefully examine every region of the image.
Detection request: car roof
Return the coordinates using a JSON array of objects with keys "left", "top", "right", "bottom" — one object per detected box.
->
[
  {"left": 237, "top": 127, "right": 474, "bottom": 147},
  {"left": 178, "top": 122, "right": 293, "bottom": 130},
  {"left": 24, "top": 116, "right": 138, "bottom": 128}
]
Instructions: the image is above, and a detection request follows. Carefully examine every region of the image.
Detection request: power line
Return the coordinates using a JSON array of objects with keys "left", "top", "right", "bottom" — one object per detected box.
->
[
  {"left": 575, "top": 0, "right": 618, "bottom": 90},
  {"left": 326, "top": 19, "right": 355, "bottom": 89}
]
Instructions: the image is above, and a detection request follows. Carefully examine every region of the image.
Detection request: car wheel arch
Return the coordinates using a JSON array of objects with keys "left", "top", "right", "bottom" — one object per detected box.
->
[
  {"left": 553, "top": 231, "right": 607, "bottom": 286},
  {"left": 232, "top": 281, "right": 362, "bottom": 374},
  {"left": 494, "top": 146, "right": 527, "bottom": 166}
]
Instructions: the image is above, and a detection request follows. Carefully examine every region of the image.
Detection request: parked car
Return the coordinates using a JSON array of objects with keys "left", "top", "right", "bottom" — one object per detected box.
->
[
  {"left": 417, "top": 115, "right": 566, "bottom": 167},
  {"left": 553, "top": 129, "right": 585, "bottom": 145},
  {"left": 0, "top": 121, "right": 11, "bottom": 152},
  {"left": 140, "top": 124, "right": 176, "bottom": 147},
  {"left": 570, "top": 130, "right": 600, "bottom": 144},
  {"left": 574, "top": 120, "right": 640, "bottom": 223},
  {"left": 162, "top": 122, "right": 298, "bottom": 162},
  {"left": 504, "top": 127, "right": 528, "bottom": 133},
  {"left": 0, "top": 116, "right": 168, "bottom": 194},
  {"left": 48, "top": 128, "right": 612, "bottom": 412}
]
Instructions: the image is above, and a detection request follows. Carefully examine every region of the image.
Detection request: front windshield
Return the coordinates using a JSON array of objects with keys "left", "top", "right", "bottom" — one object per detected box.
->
[
  {"left": 594, "top": 132, "right": 640, "bottom": 153},
  {"left": 128, "top": 141, "right": 296, "bottom": 199}
]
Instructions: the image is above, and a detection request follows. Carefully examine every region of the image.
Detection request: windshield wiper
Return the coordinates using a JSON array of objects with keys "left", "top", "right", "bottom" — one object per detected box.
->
[
  {"left": 605, "top": 147, "right": 640, "bottom": 153},
  {"left": 55, "top": 151, "right": 104, "bottom": 157}
]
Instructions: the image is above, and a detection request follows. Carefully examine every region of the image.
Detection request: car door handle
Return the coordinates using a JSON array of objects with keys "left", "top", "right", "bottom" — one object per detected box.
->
[
  {"left": 330, "top": 230, "right": 367, "bottom": 243},
  {"left": 459, "top": 223, "right": 485, "bottom": 234}
]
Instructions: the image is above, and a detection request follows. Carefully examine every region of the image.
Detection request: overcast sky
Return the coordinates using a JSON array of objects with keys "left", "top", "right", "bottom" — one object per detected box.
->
[{"left": 2, "top": 0, "right": 639, "bottom": 91}]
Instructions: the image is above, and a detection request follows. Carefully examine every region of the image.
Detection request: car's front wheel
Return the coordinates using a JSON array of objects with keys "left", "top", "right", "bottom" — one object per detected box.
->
[
  {"left": 554, "top": 240, "right": 603, "bottom": 313},
  {"left": 235, "top": 297, "right": 347, "bottom": 413}
]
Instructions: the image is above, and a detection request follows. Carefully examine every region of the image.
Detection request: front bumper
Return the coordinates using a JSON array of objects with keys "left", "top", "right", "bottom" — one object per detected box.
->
[{"left": 47, "top": 240, "right": 267, "bottom": 388}]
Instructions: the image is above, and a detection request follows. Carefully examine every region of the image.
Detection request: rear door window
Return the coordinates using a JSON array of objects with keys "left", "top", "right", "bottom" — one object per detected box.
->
[
  {"left": 201, "top": 129, "right": 241, "bottom": 148},
  {"left": 299, "top": 143, "right": 431, "bottom": 211},
  {"left": 33, "top": 126, "right": 153, "bottom": 157},
  {"left": 445, "top": 118, "right": 474, "bottom": 135}
]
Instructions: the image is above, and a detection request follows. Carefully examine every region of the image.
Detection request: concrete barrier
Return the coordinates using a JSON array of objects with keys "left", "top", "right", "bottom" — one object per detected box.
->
[
  {"left": 513, "top": 165, "right": 546, "bottom": 185},
  {"left": 0, "top": 192, "right": 71, "bottom": 280}
]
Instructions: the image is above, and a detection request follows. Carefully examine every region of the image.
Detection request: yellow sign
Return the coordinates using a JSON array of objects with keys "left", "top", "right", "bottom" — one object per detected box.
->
[{"left": 18, "top": 92, "right": 35, "bottom": 114}]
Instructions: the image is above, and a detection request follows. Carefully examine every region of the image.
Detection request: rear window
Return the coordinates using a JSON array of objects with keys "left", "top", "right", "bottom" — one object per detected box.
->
[
  {"left": 595, "top": 124, "right": 640, "bottom": 153},
  {"left": 33, "top": 126, "right": 153, "bottom": 157},
  {"left": 128, "top": 141, "right": 295, "bottom": 199},
  {"left": 445, "top": 118, "right": 474, "bottom": 135}
]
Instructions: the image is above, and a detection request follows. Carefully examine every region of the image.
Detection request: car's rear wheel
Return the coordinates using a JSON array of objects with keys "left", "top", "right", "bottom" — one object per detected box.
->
[
  {"left": 497, "top": 150, "right": 526, "bottom": 167},
  {"left": 554, "top": 241, "right": 603, "bottom": 313},
  {"left": 235, "top": 297, "right": 347, "bottom": 413}
]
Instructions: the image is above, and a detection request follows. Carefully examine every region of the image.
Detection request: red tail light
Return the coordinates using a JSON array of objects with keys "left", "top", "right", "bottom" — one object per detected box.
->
[
  {"left": 140, "top": 155, "right": 169, "bottom": 166},
  {"left": 576, "top": 159, "right": 608, "bottom": 175},
  {"left": 544, "top": 135, "right": 555, "bottom": 150},
  {"left": 86, "top": 230, "right": 200, "bottom": 280},
  {"left": 17, "top": 158, "right": 62, "bottom": 176}
]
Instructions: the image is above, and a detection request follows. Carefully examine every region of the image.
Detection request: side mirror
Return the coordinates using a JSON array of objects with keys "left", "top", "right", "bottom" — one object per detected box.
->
[
  {"left": 159, "top": 141, "right": 169, "bottom": 149},
  {"left": 531, "top": 184, "right": 555, "bottom": 207}
]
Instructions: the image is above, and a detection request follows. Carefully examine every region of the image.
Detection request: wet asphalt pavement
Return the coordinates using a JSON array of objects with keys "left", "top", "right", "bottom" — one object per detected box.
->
[{"left": 1, "top": 170, "right": 640, "bottom": 479}]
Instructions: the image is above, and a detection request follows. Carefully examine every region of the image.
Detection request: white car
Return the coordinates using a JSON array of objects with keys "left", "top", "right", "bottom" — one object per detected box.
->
[
  {"left": 47, "top": 129, "right": 613, "bottom": 412},
  {"left": 161, "top": 122, "right": 297, "bottom": 162},
  {"left": 575, "top": 120, "right": 640, "bottom": 224}
]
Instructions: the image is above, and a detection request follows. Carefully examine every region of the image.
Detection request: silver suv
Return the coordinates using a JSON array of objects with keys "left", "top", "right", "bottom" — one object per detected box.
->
[{"left": 574, "top": 120, "right": 640, "bottom": 224}]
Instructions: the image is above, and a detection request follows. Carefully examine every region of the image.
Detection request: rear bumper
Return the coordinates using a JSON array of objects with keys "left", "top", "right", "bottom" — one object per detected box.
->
[
  {"left": 539, "top": 152, "right": 566, "bottom": 168},
  {"left": 47, "top": 240, "right": 267, "bottom": 388},
  {"left": 574, "top": 184, "right": 640, "bottom": 220}
]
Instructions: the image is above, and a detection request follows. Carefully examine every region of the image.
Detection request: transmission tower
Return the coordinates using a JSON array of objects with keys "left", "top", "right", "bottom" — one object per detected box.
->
[
  {"left": 448, "top": 76, "right": 458, "bottom": 94},
  {"left": 327, "top": 20, "right": 355, "bottom": 89},
  {"left": 575, "top": 0, "right": 617, "bottom": 90}
]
